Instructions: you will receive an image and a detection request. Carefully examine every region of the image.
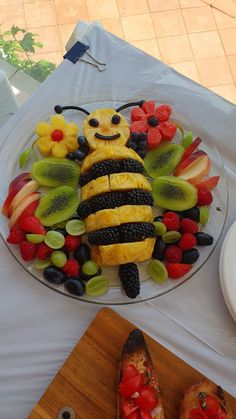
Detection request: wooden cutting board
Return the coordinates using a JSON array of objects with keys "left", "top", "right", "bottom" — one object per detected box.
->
[{"left": 29, "top": 307, "right": 236, "bottom": 419}]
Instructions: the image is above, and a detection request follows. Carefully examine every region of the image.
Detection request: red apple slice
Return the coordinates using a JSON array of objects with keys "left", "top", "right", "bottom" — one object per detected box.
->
[
  {"left": 8, "top": 180, "right": 39, "bottom": 217},
  {"left": 18, "top": 199, "right": 40, "bottom": 223},
  {"left": 175, "top": 151, "right": 211, "bottom": 185},
  {"left": 180, "top": 137, "right": 201, "bottom": 163},
  {"left": 195, "top": 175, "right": 220, "bottom": 191},
  {"left": 9, "top": 192, "right": 40, "bottom": 228},
  {"left": 9, "top": 172, "right": 31, "bottom": 192},
  {"left": 2, "top": 180, "right": 29, "bottom": 216}
]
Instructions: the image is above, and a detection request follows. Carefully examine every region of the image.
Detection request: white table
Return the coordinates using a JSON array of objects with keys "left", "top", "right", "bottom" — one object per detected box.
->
[{"left": 0, "top": 24, "right": 236, "bottom": 419}]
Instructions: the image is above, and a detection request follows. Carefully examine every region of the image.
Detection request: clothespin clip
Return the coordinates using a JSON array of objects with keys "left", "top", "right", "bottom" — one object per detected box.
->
[{"left": 64, "top": 41, "right": 107, "bottom": 72}]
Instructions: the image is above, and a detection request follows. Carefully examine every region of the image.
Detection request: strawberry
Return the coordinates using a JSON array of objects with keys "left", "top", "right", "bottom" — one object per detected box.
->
[
  {"left": 19, "top": 216, "right": 46, "bottom": 235},
  {"left": 36, "top": 242, "right": 53, "bottom": 260},
  {"left": 62, "top": 259, "right": 80, "bottom": 276},
  {"left": 195, "top": 176, "right": 220, "bottom": 192},
  {"left": 18, "top": 199, "right": 39, "bottom": 222},
  {"left": 64, "top": 235, "right": 81, "bottom": 252},
  {"left": 7, "top": 224, "right": 25, "bottom": 244},
  {"left": 166, "top": 263, "right": 192, "bottom": 279},
  {"left": 19, "top": 241, "right": 37, "bottom": 261},
  {"left": 180, "top": 137, "right": 201, "bottom": 162}
]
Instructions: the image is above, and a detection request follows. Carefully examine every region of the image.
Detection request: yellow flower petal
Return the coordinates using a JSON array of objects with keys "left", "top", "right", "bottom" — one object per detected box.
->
[
  {"left": 52, "top": 142, "right": 68, "bottom": 158},
  {"left": 36, "top": 136, "right": 53, "bottom": 155},
  {"left": 35, "top": 122, "right": 51, "bottom": 137},
  {"left": 65, "top": 122, "right": 79, "bottom": 137},
  {"left": 64, "top": 136, "right": 78, "bottom": 152},
  {"left": 50, "top": 115, "right": 66, "bottom": 131}
]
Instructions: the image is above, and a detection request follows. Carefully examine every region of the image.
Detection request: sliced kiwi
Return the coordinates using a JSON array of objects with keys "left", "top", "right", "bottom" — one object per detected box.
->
[
  {"left": 35, "top": 186, "right": 79, "bottom": 226},
  {"left": 31, "top": 158, "right": 80, "bottom": 188},
  {"left": 152, "top": 176, "right": 197, "bottom": 211},
  {"left": 144, "top": 143, "right": 184, "bottom": 179}
]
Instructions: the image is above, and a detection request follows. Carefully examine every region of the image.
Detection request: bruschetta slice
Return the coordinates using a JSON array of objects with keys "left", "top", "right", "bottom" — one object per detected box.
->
[
  {"left": 180, "top": 379, "right": 234, "bottom": 419},
  {"left": 118, "top": 329, "right": 164, "bottom": 419}
]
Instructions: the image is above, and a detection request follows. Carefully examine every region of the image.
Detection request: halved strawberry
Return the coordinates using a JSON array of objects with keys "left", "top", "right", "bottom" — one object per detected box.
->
[
  {"left": 159, "top": 121, "right": 177, "bottom": 141},
  {"left": 180, "top": 137, "right": 201, "bottom": 163},
  {"left": 131, "top": 107, "right": 146, "bottom": 122},
  {"left": 147, "top": 127, "right": 162, "bottom": 150},
  {"left": 166, "top": 263, "right": 192, "bottom": 279},
  {"left": 130, "top": 120, "right": 149, "bottom": 133},
  {"left": 195, "top": 176, "right": 220, "bottom": 192},
  {"left": 142, "top": 101, "right": 155, "bottom": 114}
]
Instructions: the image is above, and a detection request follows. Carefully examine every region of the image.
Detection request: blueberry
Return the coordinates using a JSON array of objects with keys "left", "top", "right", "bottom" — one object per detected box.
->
[
  {"left": 127, "top": 140, "right": 137, "bottom": 150},
  {"left": 66, "top": 152, "right": 76, "bottom": 161},
  {"left": 154, "top": 215, "right": 163, "bottom": 222},
  {"left": 43, "top": 266, "right": 67, "bottom": 284},
  {"left": 74, "top": 243, "right": 91, "bottom": 265},
  {"left": 79, "top": 145, "right": 90, "bottom": 155},
  {"left": 88, "top": 118, "right": 99, "bottom": 127},
  {"left": 130, "top": 132, "right": 139, "bottom": 141},
  {"left": 74, "top": 149, "right": 85, "bottom": 161},
  {"left": 148, "top": 116, "right": 159, "bottom": 127},
  {"left": 195, "top": 232, "right": 213, "bottom": 246},
  {"left": 152, "top": 238, "right": 166, "bottom": 261},
  {"left": 182, "top": 248, "right": 200, "bottom": 264},
  {"left": 54, "top": 105, "right": 63, "bottom": 114},
  {"left": 55, "top": 228, "right": 67, "bottom": 237},
  {"left": 111, "top": 114, "right": 121, "bottom": 124},
  {"left": 139, "top": 140, "right": 147, "bottom": 150},
  {"left": 183, "top": 207, "right": 200, "bottom": 222},
  {"left": 137, "top": 149, "right": 147, "bottom": 159},
  {"left": 77, "top": 135, "right": 87, "bottom": 146},
  {"left": 139, "top": 132, "right": 147, "bottom": 141},
  {"left": 64, "top": 277, "right": 85, "bottom": 296}
]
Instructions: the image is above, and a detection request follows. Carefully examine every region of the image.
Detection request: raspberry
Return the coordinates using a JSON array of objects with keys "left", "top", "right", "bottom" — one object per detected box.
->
[
  {"left": 180, "top": 218, "right": 198, "bottom": 234},
  {"left": 197, "top": 188, "right": 213, "bottom": 206},
  {"left": 178, "top": 233, "right": 196, "bottom": 251},
  {"left": 19, "top": 216, "right": 46, "bottom": 235},
  {"left": 36, "top": 242, "right": 53, "bottom": 260},
  {"left": 165, "top": 246, "right": 183, "bottom": 263},
  {"left": 62, "top": 259, "right": 80, "bottom": 277},
  {"left": 19, "top": 241, "right": 37, "bottom": 261},
  {"left": 64, "top": 235, "right": 81, "bottom": 252},
  {"left": 163, "top": 212, "right": 180, "bottom": 231},
  {"left": 166, "top": 263, "right": 192, "bottom": 279},
  {"left": 7, "top": 225, "right": 25, "bottom": 244}
]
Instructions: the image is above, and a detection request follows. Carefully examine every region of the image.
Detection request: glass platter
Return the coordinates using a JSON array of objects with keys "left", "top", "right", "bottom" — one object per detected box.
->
[{"left": 0, "top": 96, "right": 228, "bottom": 305}]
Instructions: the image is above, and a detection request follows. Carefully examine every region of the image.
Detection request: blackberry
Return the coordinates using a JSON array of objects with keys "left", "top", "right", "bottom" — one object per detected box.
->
[
  {"left": 79, "top": 172, "right": 92, "bottom": 187},
  {"left": 88, "top": 226, "right": 120, "bottom": 245},
  {"left": 119, "top": 263, "right": 140, "bottom": 299},
  {"left": 91, "top": 160, "right": 120, "bottom": 178},
  {"left": 122, "top": 159, "right": 144, "bottom": 173},
  {"left": 120, "top": 222, "right": 155, "bottom": 242},
  {"left": 77, "top": 200, "right": 93, "bottom": 219},
  {"left": 126, "top": 189, "right": 154, "bottom": 206},
  {"left": 137, "top": 149, "right": 147, "bottom": 159},
  {"left": 92, "top": 191, "right": 124, "bottom": 212}
]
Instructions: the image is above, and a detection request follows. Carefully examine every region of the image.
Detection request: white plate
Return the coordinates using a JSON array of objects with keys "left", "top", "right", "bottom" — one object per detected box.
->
[{"left": 220, "top": 221, "right": 236, "bottom": 322}]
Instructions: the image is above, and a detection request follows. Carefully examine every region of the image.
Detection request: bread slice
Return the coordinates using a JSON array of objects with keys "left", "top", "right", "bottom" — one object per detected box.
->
[
  {"left": 180, "top": 379, "right": 234, "bottom": 419},
  {"left": 118, "top": 329, "right": 164, "bottom": 419}
]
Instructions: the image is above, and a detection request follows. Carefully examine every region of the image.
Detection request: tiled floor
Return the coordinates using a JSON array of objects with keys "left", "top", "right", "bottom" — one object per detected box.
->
[{"left": 1, "top": 0, "right": 236, "bottom": 104}]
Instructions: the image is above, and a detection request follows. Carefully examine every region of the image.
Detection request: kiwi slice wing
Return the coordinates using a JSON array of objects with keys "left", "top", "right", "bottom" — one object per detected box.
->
[
  {"left": 144, "top": 143, "right": 184, "bottom": 179},
  {"left": 31, "top": 158, "right": 80, "bottom": 188}
]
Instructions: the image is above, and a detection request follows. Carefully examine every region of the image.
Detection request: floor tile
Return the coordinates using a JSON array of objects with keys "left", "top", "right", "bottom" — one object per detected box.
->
[
  {"left": 158, "top": 34, "right": 193, "bottom": 63},
  {"left": 27, "top": 25, "right": 62, "bottom": 52},
  {"left": 179, "top": 0, "right": 204, "bottom": 6},
  {"left": 59, "top": 24, "right": 75, "bottom": 49},
  {"left": 24, "top": 1, "right": 57, "bottom": 27},
  {"left": 219, "top": 28, "right": 236, "bottom": 55},
  {"left": 0, "top": 4, "right": 25, "bottom": 31},
  {"left": 213, "top": 8, "right": 236, "bottom": 29},
  {"left": 171, "top": 60, "right": 200, "bottom": 82},
  {"left": 121, "top": 14, "right": 155, "bottom": 41},
  {"left": 210, "top": 84, "right": 236, "bottom": 104},
  {"left": 101, "top": 18, "right": 124, "bottom": 38},
  {"left": 32, "top": 51, "right": 63, "bottom": 65},
  {"left": 189, "top": 31, "right": 224, "bottom": 59},
  {"left": 182, "top": 6, "right": 216, "bottom": 33},
  {"left": 196, "top": 56, "right": 233, "bottom": 86},
  {"left": 55, "top": 0, "right": 88, "bottom": 25},
  {"left": 209, "top": 0, "right": 236, "bottom": 18},
  {"left": 117, "top": 0, "right": 149, "bottom": 16},
  {"left": 148, "top": 0, "right": 180, "bottom": 12},
  {"left": 0, "top": 0, "right": 22, "bottom": 4},
  {"left": 86, "top": 0, "right": 119, "bottom": 20},
  {"left": 131, "top": 38, "right": 161, "bottom": 59},
  {"left": 152, "top": 9, "right": 186, "bottom": 37},
  {"left": 227, "top": 55, "right": 236, "bottom": 83}
]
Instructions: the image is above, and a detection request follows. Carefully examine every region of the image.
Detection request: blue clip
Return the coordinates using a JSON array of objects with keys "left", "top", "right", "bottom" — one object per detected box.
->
[{"left": 64, "top": 41, "right": 107, "bottom": 71}]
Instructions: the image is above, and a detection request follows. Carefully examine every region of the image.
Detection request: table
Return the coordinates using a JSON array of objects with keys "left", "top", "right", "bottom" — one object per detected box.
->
[{"left": 0, "top": 23, "right": 236, "bottom": 419}]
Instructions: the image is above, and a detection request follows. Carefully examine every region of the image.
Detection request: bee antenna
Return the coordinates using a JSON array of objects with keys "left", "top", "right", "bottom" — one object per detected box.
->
[
  {"left": 54, "top": 105, "right": 90, "bottom": 115},
  {"left": 116, "top": 100, "right": 145, "bottom": 113}
]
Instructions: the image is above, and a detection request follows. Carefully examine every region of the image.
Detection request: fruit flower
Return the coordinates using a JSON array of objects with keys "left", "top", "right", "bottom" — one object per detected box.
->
[{"left": 35, "top": 115, "right": 79, "bottom": 158}]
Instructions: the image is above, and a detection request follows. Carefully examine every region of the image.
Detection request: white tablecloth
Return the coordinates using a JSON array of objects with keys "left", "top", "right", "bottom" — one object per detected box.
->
[{"left": 0, "top": 24, "right": 236, "bottom": 419}]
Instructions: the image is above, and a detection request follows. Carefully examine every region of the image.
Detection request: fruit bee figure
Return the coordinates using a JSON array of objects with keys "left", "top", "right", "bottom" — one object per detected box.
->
[{"left": 55, "top": 101, "right": 155, "bottom": 298}]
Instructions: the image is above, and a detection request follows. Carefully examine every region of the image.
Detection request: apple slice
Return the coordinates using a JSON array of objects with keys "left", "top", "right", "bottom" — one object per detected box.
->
[
  {"left": 8, "top": 180, "right": 39, "bottom": 217},
  {"left": 174, "top": 151, "right": 211, "bottom": 184},
  {"left": 18, "top": 199, "right": 40, "bottom": 223},
  {"left": 9, "top": 172, "right": 31, "bottom": 192},
  {"left": 180, "top": 137, "right": 201, "bottom": 163},
  {"left": 2, "top": 180, "right": 29, "bottom": 216},
  {"left": 9, "top": 192, "right": 40, "bottom": 228},
  {"left": 195, "top": 175, "right": 220, "bottom": 191}
]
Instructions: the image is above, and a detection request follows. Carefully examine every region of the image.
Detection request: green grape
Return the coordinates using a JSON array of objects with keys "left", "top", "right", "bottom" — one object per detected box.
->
[
  {"left": 33, "top": 258, "right": 51, "bottom": 270},
  {"left": 86, "top": 275, "right": 109, "bottom": 296},
  {"left": 51, "top": 251, "right": 67, "bottom": 268},
  {"left": 182, "top": 131, "right": 193, "bottom": 149},
  {"left": 26, "top": 234, "right": 45, "bottom": 244},
  {"left": 199, "top": 206, "right": 210, "bottom": 225},
  {"left": 66, "top": 219, "right": 86, "bottom": 236},
  {"left": 162, "top": 231, "right": 181, "bottom": 244},
  {"left": 44, "top": 231, "right": 65, "bottom": 249},
  {"left": 82, "top": 260, "right": 99, "bottom": 276},
  {"left": 147, "top": 260, "right": 168, "bottom": 283},
  {"left": 154, "top": 221, "right": 167, "bottom": 236}
]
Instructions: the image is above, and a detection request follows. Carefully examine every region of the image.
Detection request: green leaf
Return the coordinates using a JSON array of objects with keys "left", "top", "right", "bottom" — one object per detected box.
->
[
  {"left": 34, "top": 42, "right": 43, "bottom": 48},
  {"left": 11, "top": 25, "right": 22, "bottom": 36},
  {"left": 20, "top": 32, "right": 35, "bottom": 53},
  {"left": 31, "top": 144, "right": 38, "bottom": 161},
  {"left": 19, "top": 148, "right": 31, "bottom": 168}
]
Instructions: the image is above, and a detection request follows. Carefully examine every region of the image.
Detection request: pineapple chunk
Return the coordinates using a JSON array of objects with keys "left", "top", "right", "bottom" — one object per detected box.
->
[{"left": 81, "top": 175, "right": 109, "bottom": 201}]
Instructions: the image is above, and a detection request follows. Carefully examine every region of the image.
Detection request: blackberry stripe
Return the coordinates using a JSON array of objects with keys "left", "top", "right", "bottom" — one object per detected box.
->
[
  {"left": 79, "top": 158, "right": 144, "bottom": 187},
  {"left": 88, "top": 222, "right": 155, "bottom": 245},
  {"left": 77, "top": 189, "right": 154, "bottom": 219}
]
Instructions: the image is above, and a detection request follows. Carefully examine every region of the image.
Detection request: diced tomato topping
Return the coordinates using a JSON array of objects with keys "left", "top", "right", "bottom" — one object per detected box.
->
[
  {"left": 130, "top": 120, "right": 149, "bottom": 133},
  {"left": 122, "top": 365, "right": 139, "bottom": 384},
  {"left": 156, "top": 104, "right": 172, "bottom": 122},
  {"left": 140, "top": 409, "right": 152, "bottom": 419},
  {"left": 216, "top": 411, "right": 229, "bottom": 419},
  {"left": 126, "top": 411, "right": 141, "bottom": 419},
  {"left": 119, "top": 374, "right": 144, "bottom": 397},
  {"left": 136, "top": 386, "right": 158, "bottom": 411},
  {"left": 189, "top": 408, "right": 208, "bottom": 419},
  {"left": 199, "top": 394, "right": 220, "bottom": 416},
  {"left": 180, "top": 137, "right": 201, "bottom": 162},
  {"left": 131, "top": 108, "right": 146, "bottom": 122},
  {"left": 121, "top": 398, "right": 139, "bottom": 417},
  {"left": 142, "top": 101, "right": 155, "bottom": 114},
  {"left": 147, "top": 127, "right": 162, "bottom": 150},
  {"left": 159, "top": 121, "right": 177, "bottom": 141}
]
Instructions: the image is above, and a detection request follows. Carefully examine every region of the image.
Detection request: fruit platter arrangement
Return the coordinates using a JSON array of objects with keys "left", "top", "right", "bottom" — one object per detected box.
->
[{"left": 0, "top": 99, "right": 227, "bottom": 303}]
